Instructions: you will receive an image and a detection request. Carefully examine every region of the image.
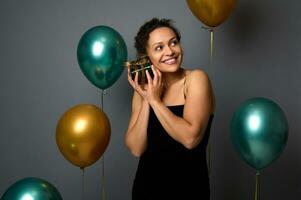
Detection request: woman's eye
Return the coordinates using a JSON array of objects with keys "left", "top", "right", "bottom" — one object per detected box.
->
[
  {"left": 171, "top": 40, "right": 178, "bottom": 46},
  {"left": 155, "top": 46, "right": 163, "bottom": 51}
]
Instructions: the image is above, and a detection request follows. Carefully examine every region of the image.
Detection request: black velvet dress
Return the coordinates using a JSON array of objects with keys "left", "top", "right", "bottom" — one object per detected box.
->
[{"left": 132, "top": 105, "right": 214, "bottom": 200}]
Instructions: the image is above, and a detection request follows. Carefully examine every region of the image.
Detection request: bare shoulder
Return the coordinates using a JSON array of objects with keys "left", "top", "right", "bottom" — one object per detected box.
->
[
  {"left": 185, "top": 69, "right": 210, "bottom": 86},
  {"left": 184, "top": 68, "right": 215, "bottom": 112}
]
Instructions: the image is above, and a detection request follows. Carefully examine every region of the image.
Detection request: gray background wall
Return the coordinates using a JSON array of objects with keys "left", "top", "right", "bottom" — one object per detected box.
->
[{"left": 0, "top": 0, "right": 300, "bottom": 199}]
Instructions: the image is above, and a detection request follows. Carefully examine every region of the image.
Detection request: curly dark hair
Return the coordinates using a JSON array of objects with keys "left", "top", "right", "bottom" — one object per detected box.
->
[{"left": 134, "top": 18, "right": 181, "bottom": 57}]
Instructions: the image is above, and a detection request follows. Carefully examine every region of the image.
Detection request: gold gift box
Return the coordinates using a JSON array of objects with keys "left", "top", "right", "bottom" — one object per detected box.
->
[{"left": 125, "top": 55, "right": 154, "bottom": 84}]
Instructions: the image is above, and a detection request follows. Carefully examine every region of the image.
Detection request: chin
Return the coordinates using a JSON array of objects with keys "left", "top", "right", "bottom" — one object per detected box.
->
[{"left": 160, "top": 65, "right": 181, "bottom": 73}]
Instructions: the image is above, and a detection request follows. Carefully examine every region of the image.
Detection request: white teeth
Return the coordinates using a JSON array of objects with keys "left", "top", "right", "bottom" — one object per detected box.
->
[{"left": 164, "top": 58, "right": 176, "bottom": 64}]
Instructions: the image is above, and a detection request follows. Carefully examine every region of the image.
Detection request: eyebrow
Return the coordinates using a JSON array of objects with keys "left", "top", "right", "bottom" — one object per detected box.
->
[{"left": 151, "top": 36, "right": 177, "bottom": 47}]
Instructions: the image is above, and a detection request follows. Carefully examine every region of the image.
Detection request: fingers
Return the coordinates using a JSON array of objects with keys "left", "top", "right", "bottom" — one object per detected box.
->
[
  {"left": 127, "top": 69, "right": 141, "bottom": 91},
  {"left": 127, "top": 68, "right": 136, "bottom": 88},
  {"left": 151, "top": 65, "right": 162, "bottom": 86},
  {"left": 150, "top": 65, "right": 157, "bottom": 83},
  {"left": 145, "top": 70, "right": 153, "bottom": 85},
  {"left": 127, "top": 68, "right": 134, "bottom": 85},
  {"left": 133, "top": 72, "right": 146, "bottom": 94},
  {"left": 156, "top": 68, "right": 162, "bottom": 84},
  {"left": 134, "top": 71, "right": 139, "bottom": 85}
]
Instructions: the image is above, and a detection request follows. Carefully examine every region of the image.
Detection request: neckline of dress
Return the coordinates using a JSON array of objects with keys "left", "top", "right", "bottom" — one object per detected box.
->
[
  {"left": 166, "top": 105, "right": 215, "bottom": 116},
  {"left": 166, "top": 104, "right": 184, "bottom": 107},
  {"left": 152, "top": 105, "right": 214, "bottom": 117}
]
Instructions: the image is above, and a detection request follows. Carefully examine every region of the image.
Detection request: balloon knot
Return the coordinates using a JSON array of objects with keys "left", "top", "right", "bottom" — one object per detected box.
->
[{"left": 202, "top": 26, "right": 214, "bottom": 32}]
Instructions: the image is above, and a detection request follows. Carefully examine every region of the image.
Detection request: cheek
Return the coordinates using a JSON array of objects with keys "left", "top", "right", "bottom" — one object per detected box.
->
[
  {"left": 148, "top": 54, "right": 161, "bottom": 64},
  {"left": 149, "top": 57, "right": 163, "bottom": 70},
  {"left": 175, "top": 46, "right": 183, "bottom": 54},
  {"left": 152, "top": 60, "right": 163, "bottom": 71}
]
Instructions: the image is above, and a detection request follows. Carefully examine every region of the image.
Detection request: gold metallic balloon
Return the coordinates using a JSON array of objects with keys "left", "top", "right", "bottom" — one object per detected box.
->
[
  {"left": 56, "top": 104, "right": 111, "bottom": 169},
  {"left": 187, "top": 0, "right": 236, "bottom": 27}
]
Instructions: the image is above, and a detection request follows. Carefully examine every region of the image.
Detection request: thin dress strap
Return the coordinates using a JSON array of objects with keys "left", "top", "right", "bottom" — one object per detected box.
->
[{"left": 183, "top": 75, "right": 187, "bottom": 100}]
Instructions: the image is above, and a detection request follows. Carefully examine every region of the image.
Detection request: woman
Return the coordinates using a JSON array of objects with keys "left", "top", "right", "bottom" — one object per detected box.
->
[{"left": 125, "top": 18, "right": 215, "bottom": 199}]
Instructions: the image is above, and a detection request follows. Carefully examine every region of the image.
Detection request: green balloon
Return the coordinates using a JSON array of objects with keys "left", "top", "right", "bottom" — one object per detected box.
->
[
  {"left": 77, "top": 26, "right": 127, "bottom": 89},
  {"left": 230, "top": 97, "right": 288, "bottom": 170},
  {"left": 1, "top": 177, "right": 63, "bottom": 200}
]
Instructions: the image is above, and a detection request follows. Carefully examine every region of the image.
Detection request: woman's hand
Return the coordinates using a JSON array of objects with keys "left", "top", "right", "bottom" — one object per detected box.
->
[
  {"left": 145, "top": 65, "right": 163, "bottom": 105},
  {"left": 127, "top": 67, "right": 147, "bottom": 99},
  {"left": 127, "top": 65, "right": 163, "bottom": 104}
]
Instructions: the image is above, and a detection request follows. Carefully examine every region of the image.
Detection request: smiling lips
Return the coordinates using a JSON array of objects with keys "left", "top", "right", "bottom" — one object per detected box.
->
[{"left": 162, "top": 57, "right": 177, "bottom": 65}]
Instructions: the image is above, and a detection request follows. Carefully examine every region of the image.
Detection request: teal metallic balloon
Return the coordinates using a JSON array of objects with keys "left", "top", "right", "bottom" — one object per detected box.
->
[
  {"left": 77, "top": 26, "right": 127, "bottom": 89},
  {"left": 230, "top": 97, "right": 288, "bottom": 170},
  {"left": 1, "top": 177, "right": 63, "bottom": 200}
]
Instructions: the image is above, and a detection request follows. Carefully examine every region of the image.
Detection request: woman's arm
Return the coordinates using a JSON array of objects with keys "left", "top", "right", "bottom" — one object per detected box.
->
[
  {"left": 125, "top": 71, "right": 151, "bottom": 157},
  {"left": 150, "top": 69, "right": 214, "bottom": 149}
]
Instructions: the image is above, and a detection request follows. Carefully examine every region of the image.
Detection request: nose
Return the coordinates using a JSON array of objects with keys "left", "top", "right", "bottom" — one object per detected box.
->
[{"left": 164, "top": 46, "right": 174, "bottom": 56}]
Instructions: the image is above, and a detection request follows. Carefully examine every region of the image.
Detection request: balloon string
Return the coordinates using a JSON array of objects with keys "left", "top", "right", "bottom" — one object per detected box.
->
[
  {"left": 201, "top": 26, "right": 215, "bottom": 74},
  {"left": 81, "top": 168, "right": 85, "bottom": 200},
  {"left": 208, "top": 29, "right": 214, "bottom": 175},
  {"left": 255, "top": 171, "right": 260, "bottom": 200},
  {"left": 101, "top": 89, "right": 107, "bottom": 110},
  {"left": 100, "top": 89, "right": 107, "bottom": 200},
  {"left": 210, "top": 29, "right": 214, "bottom": 72},
  {"left": 102, "top": 155, "right": 106, "bottom": 200},
  {"left": 202, "top": 26, "right": 214, "bottom": 175}
]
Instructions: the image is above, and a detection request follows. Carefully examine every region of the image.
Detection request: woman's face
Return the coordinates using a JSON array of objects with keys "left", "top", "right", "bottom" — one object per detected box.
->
[{"left": 146, "top": 27, "right": 183, "bottom": 73}]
